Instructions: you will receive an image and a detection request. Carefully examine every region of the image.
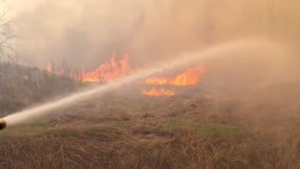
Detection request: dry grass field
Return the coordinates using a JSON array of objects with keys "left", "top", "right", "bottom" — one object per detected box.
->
[{"left": 0, "top": 63, "right": 300, "bottom": 169}]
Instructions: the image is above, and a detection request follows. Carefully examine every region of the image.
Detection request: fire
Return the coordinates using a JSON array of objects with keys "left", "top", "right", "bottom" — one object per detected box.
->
[
  {"left": 82, "top": 53, "right": 131, "bottom": 82},
  {"left": 45, "top": 54, "right": 205, "bottom": 97},
  {"left": 46, "top": 53, "right": 131, "bottom": 82},
  {"left": 46, "top": 63, "right": 52, "bottom": 72},
  {"left": 142, "top": 88, "right": 175, "bottom": 97},
  {"left": 142, "top": 65, "right": 204, "bottom": 96},
  {"left": 144, "top": 65, "right": 204, "bottom": 86}
]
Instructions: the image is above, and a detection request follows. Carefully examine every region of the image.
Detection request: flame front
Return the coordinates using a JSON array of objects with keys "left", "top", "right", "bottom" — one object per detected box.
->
[
  {"left": 142, "top": 88, "right": 175, "bottom": 97},
  {"left": 46, "top": 63, "right": 52, "bottom": 72},
  {"left": 82, "top": 53, "right": 131, "bottom": 82},
  {"left": 46, "top": 53, "right": 131, "bottom": 82},
  {"left": 142, "top": 65, "right": 204, "bottom": 96},
  {"left": 144, "top": 65, "right": 204, "bottom": 86},
  {"left": 45, "top": 54, "right": 204, "bottom": 97}
]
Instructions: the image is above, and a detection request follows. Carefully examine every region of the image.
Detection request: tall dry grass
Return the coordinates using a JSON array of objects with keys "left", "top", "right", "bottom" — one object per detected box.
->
[{"left": 0, "top": 83, "right": 299, "bottom": 169}]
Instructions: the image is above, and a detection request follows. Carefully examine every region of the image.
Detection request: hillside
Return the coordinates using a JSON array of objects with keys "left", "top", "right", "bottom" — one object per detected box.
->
[{"left": 0, "top": 63, "right": 83, "bottom": 116}]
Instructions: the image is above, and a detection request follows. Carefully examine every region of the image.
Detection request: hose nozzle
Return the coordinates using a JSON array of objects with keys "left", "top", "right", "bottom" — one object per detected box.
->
[{"left": 0, "top": 119, "right": 7, "bottom": 131}]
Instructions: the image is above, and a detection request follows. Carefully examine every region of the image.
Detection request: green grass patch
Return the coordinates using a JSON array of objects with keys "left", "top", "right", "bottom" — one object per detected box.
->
[
  {"left": 0, "top": 122, "right": 51, "bottom": 138},
  {"left": 194, "top": 124, "right": 251, "bottom": 139},
  {"left": 165, "top": 118, "right": 191, "bottom": 131}
]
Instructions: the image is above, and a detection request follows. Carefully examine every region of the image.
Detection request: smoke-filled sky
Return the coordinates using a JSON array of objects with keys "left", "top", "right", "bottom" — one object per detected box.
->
[{"left": 4, "top": 0, "right": 300, "bottom": 70}]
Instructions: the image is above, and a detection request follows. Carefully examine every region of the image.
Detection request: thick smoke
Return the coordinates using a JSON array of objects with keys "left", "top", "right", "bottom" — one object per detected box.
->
[{"left": 9, "top": 0, "right": 300, "bottom": 70}]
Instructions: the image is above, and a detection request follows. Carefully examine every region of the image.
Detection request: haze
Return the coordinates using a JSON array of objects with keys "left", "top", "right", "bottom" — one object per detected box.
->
[{"left": 5, "top": 0, "right": 300, "bottom": 70}]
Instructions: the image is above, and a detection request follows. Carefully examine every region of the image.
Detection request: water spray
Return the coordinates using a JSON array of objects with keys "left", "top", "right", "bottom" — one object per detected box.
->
[{"left": 0, "top": 39, "right": 285, "bottom": 130}]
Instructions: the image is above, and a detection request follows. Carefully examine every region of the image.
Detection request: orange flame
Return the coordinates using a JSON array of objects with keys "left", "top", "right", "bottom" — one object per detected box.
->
[
  {"left": 46, "top": 63, "right": 52, "bottom": 72},
  {"left": 82, "top": 53, "right": 131, "bottom": 82},
  {"left": 144, "top": 65, "right": 204, "bottom": 86},
  {"left": 142, "top": 88, "right": 175, "bottom": 97},
  {"left": 46, "top": 53, "right": 131, "bottom": 82},
  {"left": 45, "top": 54, "right": 205, "bottom": 97}
]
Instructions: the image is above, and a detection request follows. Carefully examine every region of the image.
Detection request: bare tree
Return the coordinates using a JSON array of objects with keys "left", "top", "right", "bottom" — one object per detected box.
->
[{"left": 0, "top": 0, "right": 18, "bottom": 63}]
